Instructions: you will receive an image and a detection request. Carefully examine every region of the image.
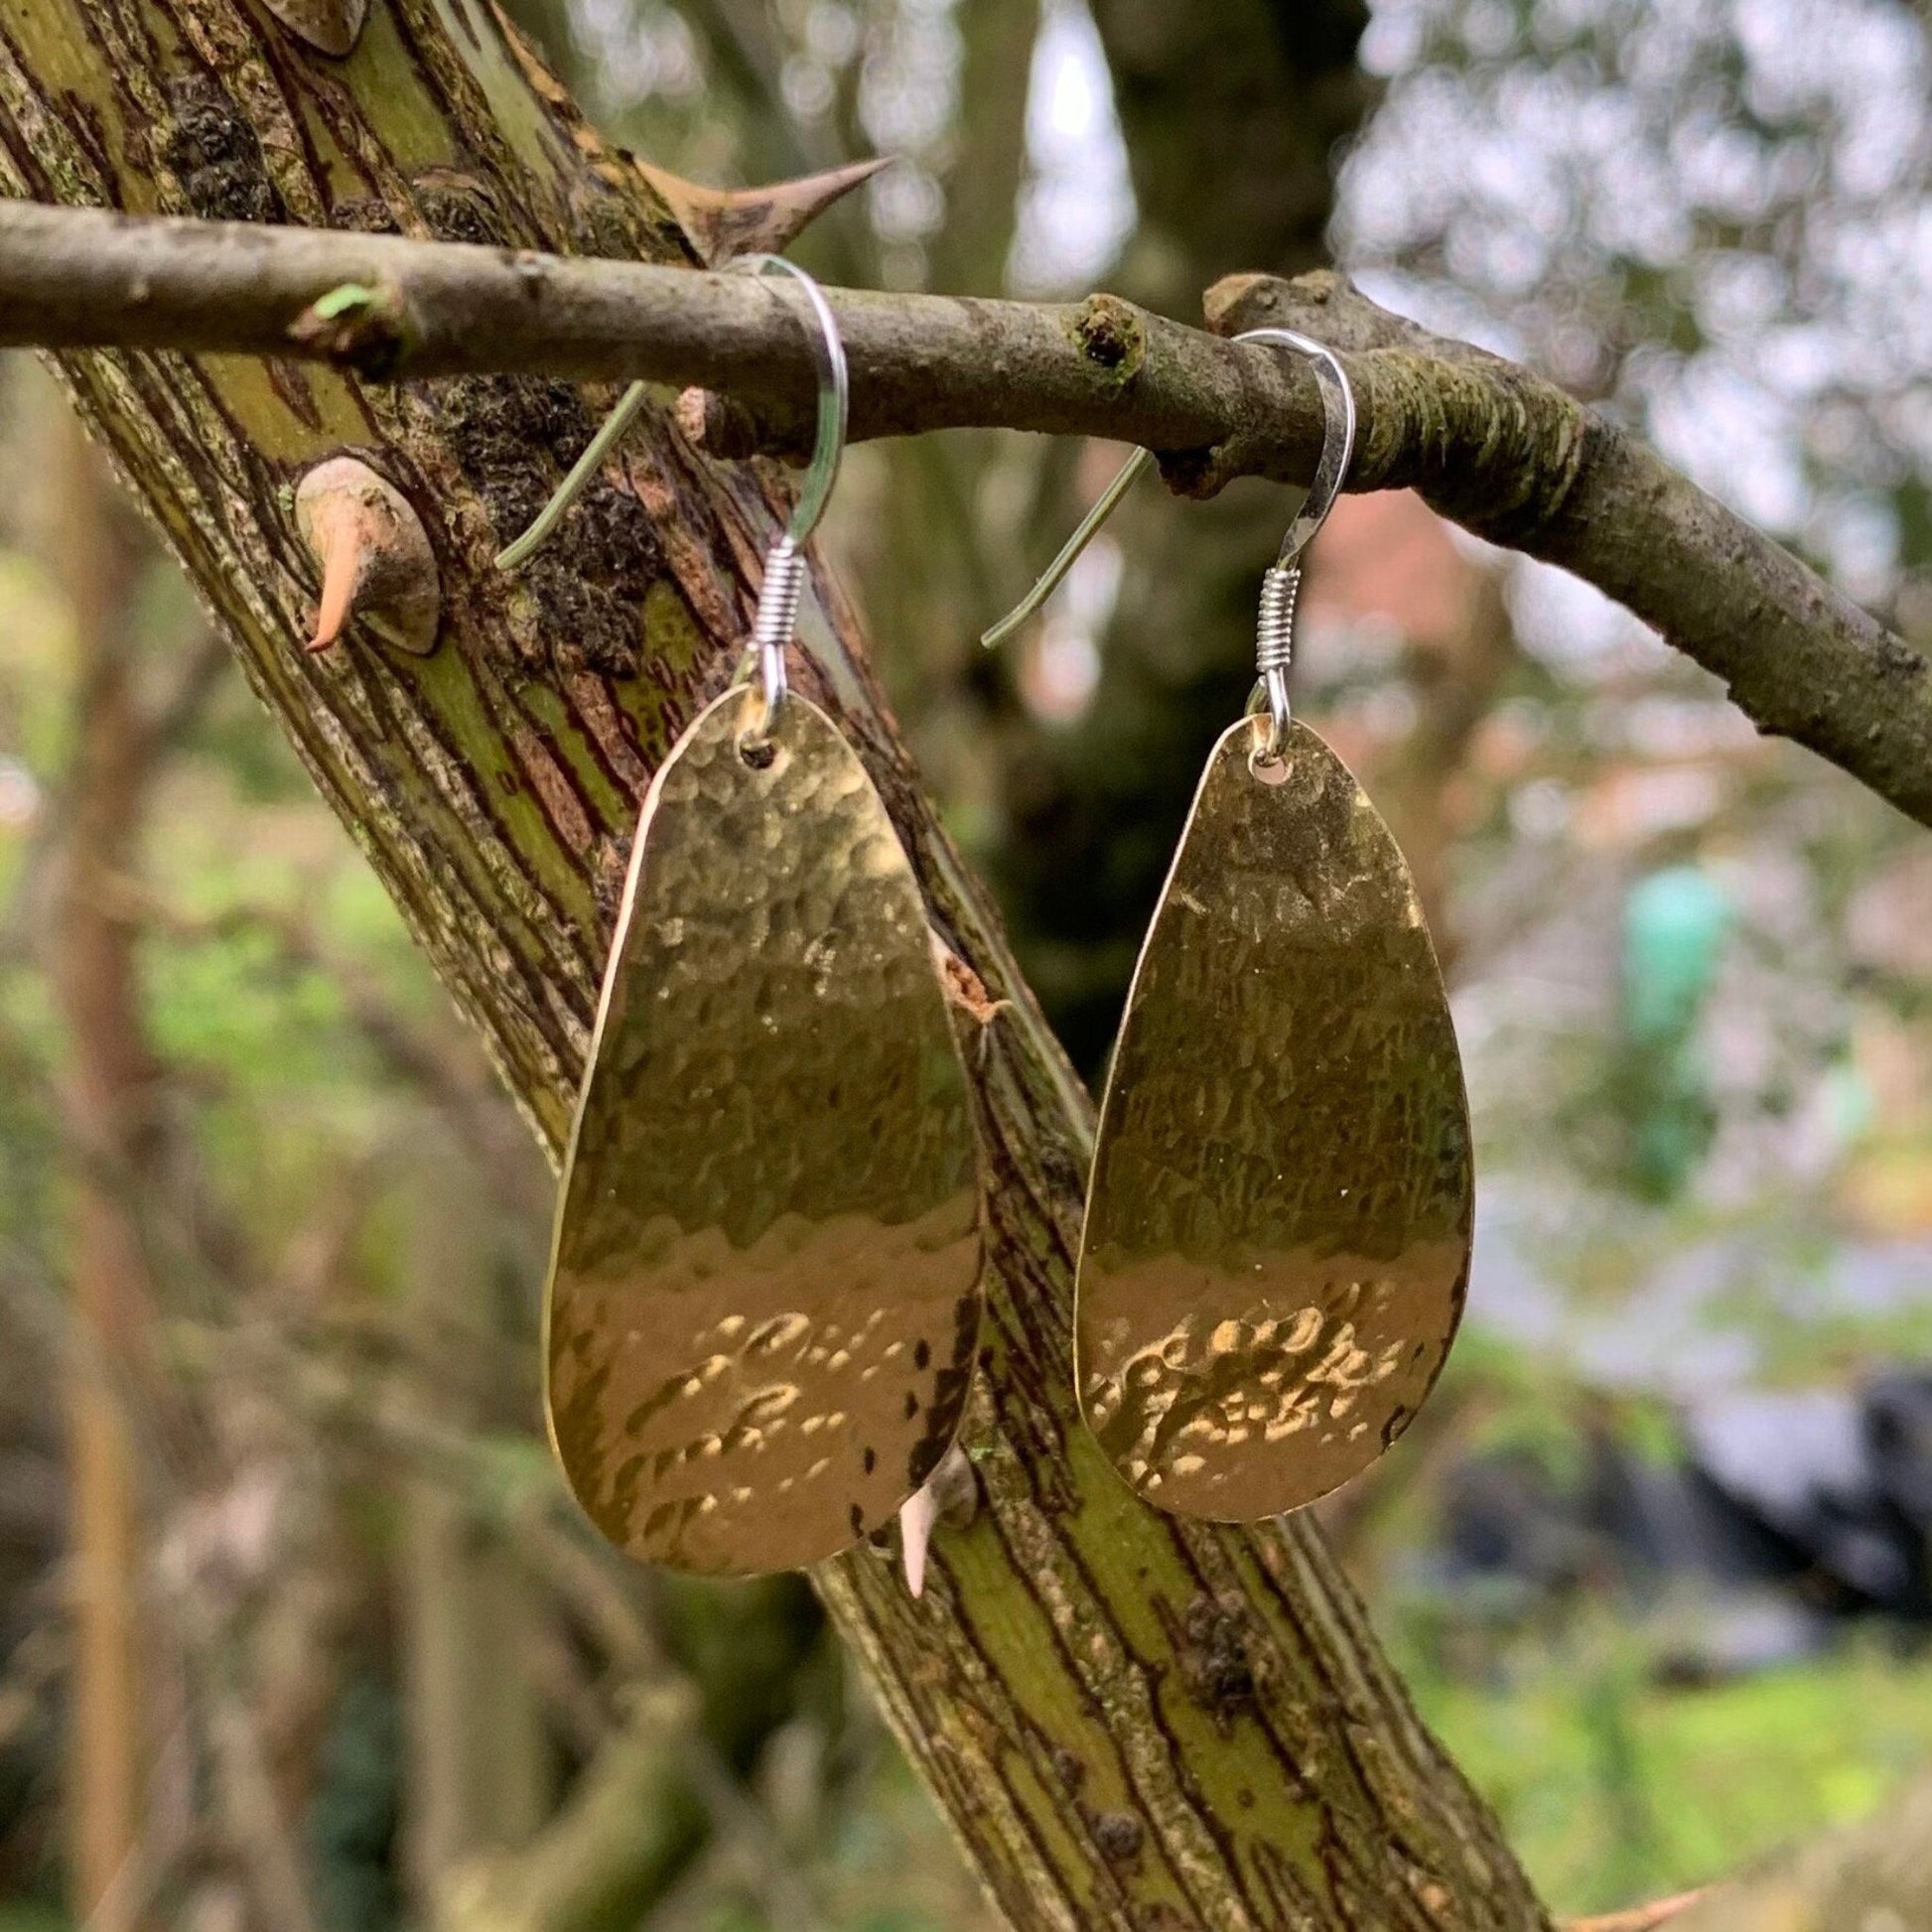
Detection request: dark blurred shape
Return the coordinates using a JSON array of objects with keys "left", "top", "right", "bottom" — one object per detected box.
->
[
  {"left": 1436, "top": 1369, "right": 1932, "bottom": 1676},
  {"left": 1088, "top": 2, "right": 1375, "bottom": 299},
  {"left": 309, "top": 1672, "right": 401, "bottom": 1932},
  {"left": 1681, "top": 1384, "right": 1932, "bottom": 1617}
]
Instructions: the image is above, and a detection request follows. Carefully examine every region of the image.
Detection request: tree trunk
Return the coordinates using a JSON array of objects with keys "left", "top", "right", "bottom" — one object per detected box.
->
[
  {"left": 401, "top": 1120, "right": 550, "bottom": 1906},
  {"left": 47, "top": 404, "right": 156, "bottom": 1932},
  {"left": 0, "top": 8, "right": 1550, "bottom": 1927}
]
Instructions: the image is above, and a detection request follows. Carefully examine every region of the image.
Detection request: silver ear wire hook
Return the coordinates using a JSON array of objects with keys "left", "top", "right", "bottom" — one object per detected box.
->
[
  {"left": 1237, "top": 328, "right": 1355, "bottom": 756},
  {"left": 979, "top": 444, "right": 1156, "bottom": 654},
  {"left": 729, "top": 255, "right": 849, "bottom": 725},
  {"left": 979, "top": 329, "right": 1356, "bottom": 758},
  {"left": 493, "top": 254, "right": 850, "bottom": 728},
  {"left": 494, "top": 382, "right": 650, "bottom": 573}
]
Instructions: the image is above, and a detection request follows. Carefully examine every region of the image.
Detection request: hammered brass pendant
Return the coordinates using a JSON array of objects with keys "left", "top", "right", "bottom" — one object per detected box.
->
[
  {"left": 1076, "top": 719, "right": 1472, "bottom": 1522},
  {"left": 545, "top": 686, "right": 983, "bottom": 1576}
]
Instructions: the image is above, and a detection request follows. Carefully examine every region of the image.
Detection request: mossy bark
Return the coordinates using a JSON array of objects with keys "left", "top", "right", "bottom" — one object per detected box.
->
[{"left": 0, "top": 6, "right": 1550, "bottom": 1926}]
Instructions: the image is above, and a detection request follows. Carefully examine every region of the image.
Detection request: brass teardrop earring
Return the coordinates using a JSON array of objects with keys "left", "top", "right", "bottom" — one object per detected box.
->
[
  {"left": 505, "top": 259, "right": 983, "bottom": 1576},
  {"left": 986, "top": 330, "right": 1472, "bottom": 1522}
]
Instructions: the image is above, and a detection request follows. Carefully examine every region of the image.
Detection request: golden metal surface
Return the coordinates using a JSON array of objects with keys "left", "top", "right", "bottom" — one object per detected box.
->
[
  {"left": 1077, "top": 720, "right": 1471, "bottom": 1521},
  {"left": 546, "top": 687, "right": 982, "bottom": 1575}
]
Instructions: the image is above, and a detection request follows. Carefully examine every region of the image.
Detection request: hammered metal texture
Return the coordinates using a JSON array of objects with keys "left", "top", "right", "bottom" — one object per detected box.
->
[
  {"left": 1077, "top": 719, "right": 1471, "bottom": 1522},
  {"left": 546, "top": 687, "right": 982, "bottom": 1576}
]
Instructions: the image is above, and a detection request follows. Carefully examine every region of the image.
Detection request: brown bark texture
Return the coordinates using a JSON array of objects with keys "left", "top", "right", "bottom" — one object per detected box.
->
[{"left": 0, "top": 5, "right": 1556, "bottom": 1929}]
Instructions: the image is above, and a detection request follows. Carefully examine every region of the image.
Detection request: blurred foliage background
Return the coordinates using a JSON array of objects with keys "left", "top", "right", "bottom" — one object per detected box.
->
[{"left": 3, "top": 0, "right": 1932, "bottom": 1925}]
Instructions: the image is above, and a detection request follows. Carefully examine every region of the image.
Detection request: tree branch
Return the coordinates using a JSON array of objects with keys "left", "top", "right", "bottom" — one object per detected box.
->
[
  {"left": 0, "top": 200, "right": 1317, "bottom": 466},
  {"left": 2, "top": 197, "right": 1924, "bottom": 832}
]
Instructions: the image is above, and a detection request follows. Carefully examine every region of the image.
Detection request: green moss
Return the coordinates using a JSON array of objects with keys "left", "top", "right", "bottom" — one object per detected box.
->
[{"left": 1405, "top": 1629, "right": 1932, "bottom": 1917}]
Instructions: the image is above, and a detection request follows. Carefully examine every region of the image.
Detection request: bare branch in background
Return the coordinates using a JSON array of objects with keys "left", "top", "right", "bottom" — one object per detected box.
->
[
  {"left": 131, "top": 890, "right": 541, "bottom": 1217},
  {"left": 161, "top": 1296, "right": 824, "bottom": 1932},
  {"left": 434, "top": 1678, "right": 813, "bottom": 1932},
  {"left": 131, "top": 626, "right": 228, "bottom": 771}
]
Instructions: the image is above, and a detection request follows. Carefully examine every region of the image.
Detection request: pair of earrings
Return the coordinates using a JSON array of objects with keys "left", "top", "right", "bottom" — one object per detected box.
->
[{"left": 515, "top": 260, "right": 1472, "bottom": 1578}]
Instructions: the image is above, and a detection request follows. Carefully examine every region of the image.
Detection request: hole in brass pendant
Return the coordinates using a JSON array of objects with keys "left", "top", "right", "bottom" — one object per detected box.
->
[
  {"left": 545, "top": 686, "right": 983, "bottom": 1576},
  {"left": 1076, "top": 719, "right": 1471, "bottom": 1522}
]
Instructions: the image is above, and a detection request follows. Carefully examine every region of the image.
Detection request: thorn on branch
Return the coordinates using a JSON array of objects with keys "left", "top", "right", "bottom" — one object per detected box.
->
[
  {"left": 259, "top": 0, "right": 368, "bottom": 57},
  {"left": 897, "top": 1444, "right": 979, "bottom": 1599},
  {"left": 286, "top": 281, "right": 413, "bottom": 380},
  {"left": 635, "top": 156, "right": 893, "bottom": 268},
  {"left": 293, "top": 457, "right": 441, "bottom": 656},
  {"left": 932, "top": 934, "right": 1010, "bottom": 1033}
]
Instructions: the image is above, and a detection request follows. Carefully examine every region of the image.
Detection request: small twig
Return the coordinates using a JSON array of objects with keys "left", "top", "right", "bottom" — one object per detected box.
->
[
  {"left": 501, "top": 1507, "right": 825, "bottom": 1932},
  {"left": 0, "top": 619, "right": 225, "bottom": 971},
  {"left": 203, "top": 1665, "right": 324, "bottom": 1932},
  {"left": 0, "top": 1620, "right": 64, "bottom": 1754},
  {"left": 1566, "top": 1891, "right": 1710, "bottom": 1932}
]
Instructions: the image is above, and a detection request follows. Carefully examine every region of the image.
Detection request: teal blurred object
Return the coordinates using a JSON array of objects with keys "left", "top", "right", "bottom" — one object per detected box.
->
[
  {"left": 1618, "top": 866, "right": 1733, "bottom": 1199},
  {"left": 1622, "top": 868, "right": 1732, "bottom": 1043}
]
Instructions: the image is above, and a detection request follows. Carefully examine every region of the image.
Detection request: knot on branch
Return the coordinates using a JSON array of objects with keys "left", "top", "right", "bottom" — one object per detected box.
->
[
  {"left": 1178, "top": 1593, "right": 1258, "bottom": 1726},
  {"left": 288, "top": 281, "right": 415, "bottom": 381},
  {"left": 1205, "top": 267, "right": 1428, "bottom": 356},
  {"left": 1072, "top": 293, "right": 1145, "bottom": 383},
  {"left": 1204, "top": 268, "right": 1593, "bottom": 543}
]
